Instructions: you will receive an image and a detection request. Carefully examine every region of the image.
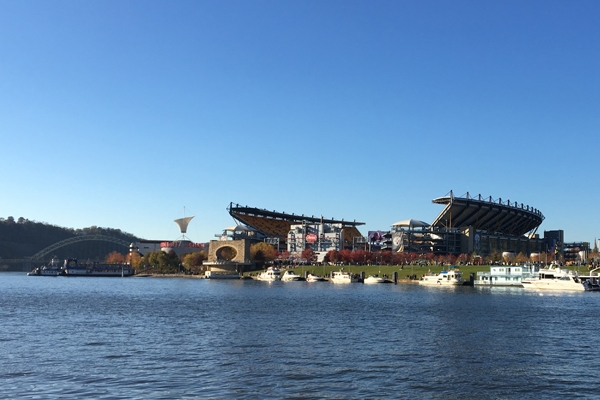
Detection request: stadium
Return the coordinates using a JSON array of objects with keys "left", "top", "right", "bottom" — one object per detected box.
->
[
  {"left": 227, "top": 202, "right": 364, "bottom": 252},
  {"left": 227, "top": 190, "right": 565, "bottom": 259},
  {"left": 389, "top": 191, "right": 547, "bottom": 257}
]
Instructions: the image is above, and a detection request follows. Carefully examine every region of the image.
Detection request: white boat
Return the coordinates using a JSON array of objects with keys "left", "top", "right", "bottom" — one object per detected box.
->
[
  {"left": 521, "top": 262, "right": 585, "bottom": 291},
  {"left": 28, "top": 258, "right": 62, "bottom": 276},
  {"left": 330, "top": 270, "right": 359, "bottom": 284},
  {"left": 306, "top": 274, "right": 324, "bottom": 282},
  {"left": 474, "top": 264, "right": 537, "bottom": 287},
  {"left": 363, "top": 275, "right": 385, "bottom": 284},
  {"left": 281, "top": 270, "right": 301, "bottom": 281},
  {"left": 419, "top": 268, "right": 464, "bottom": 286},
  {"left": 256, "top": 267, "right": 281, "bottom": 281},
  {"left": 205, "top": 271, "right": 240, "bottom": 279}
]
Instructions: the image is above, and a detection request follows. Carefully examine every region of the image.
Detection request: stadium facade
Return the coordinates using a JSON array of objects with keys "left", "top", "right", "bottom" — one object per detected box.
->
[
  {"left": 389, "top": 191, "right": 547, "bottom": 256},
  {"left": 228, "top": 192, "right": 581, "bottom": 260}
]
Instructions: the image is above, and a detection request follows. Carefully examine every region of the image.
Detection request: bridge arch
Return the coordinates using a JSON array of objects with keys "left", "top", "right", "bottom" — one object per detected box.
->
[{"left": 28, "top": 234, "right": 132, "bottom": 261}]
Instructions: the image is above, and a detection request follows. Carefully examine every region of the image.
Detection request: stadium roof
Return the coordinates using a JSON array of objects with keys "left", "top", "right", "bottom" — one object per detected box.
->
[{"left": 430, "top": 191, "right": 544, "bottom": 236}]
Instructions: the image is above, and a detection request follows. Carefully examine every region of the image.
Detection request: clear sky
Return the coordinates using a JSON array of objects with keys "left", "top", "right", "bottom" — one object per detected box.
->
[{"left": 1, "top": 0, "right": 598, "bottom": 244}]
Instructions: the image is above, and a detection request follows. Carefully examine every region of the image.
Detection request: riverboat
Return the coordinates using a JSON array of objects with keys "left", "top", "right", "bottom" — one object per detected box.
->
[
  {"left": 204, "top": 271, "right": 240, "bottom": 279},
  {"left": 27, "top": 258, "right": 62, "bottom": 276},
  {"left": 281, "top": 270, "right": 302, "bottom": 281},
  {"left": 474, "top": 264, "right": 537, "bottom": 287},
  {"left": 330, "top": 270, "right": 359, "bottom": 284},
  {"left": 419, "top": 268, "right": 464, "bottom": 286},
  {"left": 256, "top": 266, "right": 281, "bottom": 281},
  {"left": 62, "top": 258, "right": 134, "bottom": 277}
]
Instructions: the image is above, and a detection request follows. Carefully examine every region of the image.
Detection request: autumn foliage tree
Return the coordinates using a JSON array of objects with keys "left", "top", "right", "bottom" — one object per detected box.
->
[
  {"left": 301, "top": 248, "right": 315, "bottom": 263},
  {"left": 250, "top": 242, "right": 276, "bottom": 267},
  {"left": 105, "top": 251, "right": 126, "bottom": 263},
  {"left": 126, "top": 251, "right": 143, "bottom": 268},
  {"left": 182, "top": 251, "right": 207, "bottom": 274}
]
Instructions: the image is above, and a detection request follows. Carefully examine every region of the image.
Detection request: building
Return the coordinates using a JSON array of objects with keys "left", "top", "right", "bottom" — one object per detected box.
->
[{"left": 287, "top": 222, "right": 344, "bottom": 262}]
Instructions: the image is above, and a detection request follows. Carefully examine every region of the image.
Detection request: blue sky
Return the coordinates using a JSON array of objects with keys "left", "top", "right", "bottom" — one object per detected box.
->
[{"left": 1, "top": 0, "right": 598, "bottom": 244}]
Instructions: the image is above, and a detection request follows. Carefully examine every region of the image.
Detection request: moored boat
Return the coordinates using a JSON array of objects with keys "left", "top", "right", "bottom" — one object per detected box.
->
[
  {"left": 474, "top": 264, "right": 537, "bottom": 287},
  {"left": 205, "top": 271, "right": 240, "bottom": 279},
  {"left": 521, "top": 262, "right": 585, "bottom": 291},
  {"left": 419, "top": 268, "right": 464, "bottom": 286},
  {"left": 28, "top": 257, "right": 62, "bottom": 276},
  {"left": 256, "top": 266, "right": 282, "bottom": 281},
  {"left": 306, "top": 274, "right": 324, "bottom": 282},
  {"left": 281, "top": 270, "right": 301, "bottom": 281},
  {"left": 330, "top": 270, "right": 359, "bottom": 284},
  {"left": 363, "top": 275, "right": 385, "bottom": 284},
  {"left": 62, "top": 258, "right": 134, "bottom": 277}
]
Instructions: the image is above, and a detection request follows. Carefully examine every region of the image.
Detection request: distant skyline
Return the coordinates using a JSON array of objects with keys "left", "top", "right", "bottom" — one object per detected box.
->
[{"left": 1, "top": 1, "right": 598, "bottom": 244}]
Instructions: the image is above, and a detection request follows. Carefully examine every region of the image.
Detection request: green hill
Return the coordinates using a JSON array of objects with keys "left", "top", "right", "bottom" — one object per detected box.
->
[{"left": 0, "top": 217, "right": 139, "bottom": 271}]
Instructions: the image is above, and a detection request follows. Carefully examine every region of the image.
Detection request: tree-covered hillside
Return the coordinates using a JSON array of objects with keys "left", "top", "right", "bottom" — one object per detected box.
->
[{"left": 0, "top": 216, "right": 139, "bottom": 269}]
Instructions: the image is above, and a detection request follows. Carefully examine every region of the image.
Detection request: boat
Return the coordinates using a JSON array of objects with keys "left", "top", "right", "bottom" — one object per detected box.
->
[
  {"left": 204, "top": 271, "right": 240, "bottom": 279},
  {"left": 306, "top": 274, "right": 324, "bottom": 282},
  {"left": 474, "top": 264, "right": 537, "bottom": 287},
  {"left": 62, "top": 258, "right": 135, "bottom": 277},
  {"left": 330, "top": 270, "right": 359, "bottom": 284},
  {"left": 363, "top": 275, "right": 385, "bottom": 284},
  {"left": 27, "top": 258, "right": 62, "bottom": 276},
  {"left": 419, "top": 268, "right": 464, "bottom": 286},
  {"left": 579, "top": 267, "right": 600, "bottom": 291},
  {"left": 521, "top": 262, "right": 585, "bottom": 291},
  {"left": 580, "top": 276, "right": 600, "bottom": 291},
  {"left": 256, "top": 266, "right": 281, "bottom": 281},
  {"left": 281, "top": 270, "right": 302, "bottom": 281}
]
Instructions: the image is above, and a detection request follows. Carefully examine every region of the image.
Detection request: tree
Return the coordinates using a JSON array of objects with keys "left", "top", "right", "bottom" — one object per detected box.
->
[
  {"left": 105, "top": 251, "right": 126, "bottom": 263},
  {"left": 380, "top": 251, "right": 393, "bottom": 265},
  {"left": 141, "top": 250, "right": 180, "bottom": 274},
  {"left": 182, "top": 251, "right": 207, "bottom": 274},
  {"left": 338, "top": 249, "right": 353, "bottom": 264},
  {"left": 516, "top": 252, "right": 528, "bottom": 264},
  {"left": 352, "top": 249, "right": 368, "bottom": 265},
  {"left": 444, "top": 254, "right": 457, "bottom": 265},
  {"left": 457, "top": 253, "right": 469, "bottom": 265},
  {"left": 277, "top": 250, "right": 290, "bottom": 264},
  {"left": 127, "top": 252, "right": 143, "bottom": 268},
  {"left": 250, "top": 242, "right": 276, "bottom": 267},
  {"left": 301, "top": 248, "right": 315, "bottom": 263},
  {"left": 324, "top": 250, "right": 339, "bottom": 264}
]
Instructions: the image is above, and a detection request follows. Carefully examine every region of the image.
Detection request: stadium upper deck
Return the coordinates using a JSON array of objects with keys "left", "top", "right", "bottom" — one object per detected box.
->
[
  {"left": 227, "top": 203, "right": 364, "bottom": 248},
  {"left": 430, "top": 191, "right": 545, "bottom": 236}
]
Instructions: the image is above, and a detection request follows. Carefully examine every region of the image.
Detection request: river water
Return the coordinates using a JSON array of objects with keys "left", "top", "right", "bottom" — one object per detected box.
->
[{"left": 1, "top": 272, "right": 599, "bottom": 399}]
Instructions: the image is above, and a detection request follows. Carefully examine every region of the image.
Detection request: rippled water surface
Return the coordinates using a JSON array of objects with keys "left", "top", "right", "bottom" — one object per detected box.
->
[{"left": 2, "top": 272, "right": 600, "bottom": 399}]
